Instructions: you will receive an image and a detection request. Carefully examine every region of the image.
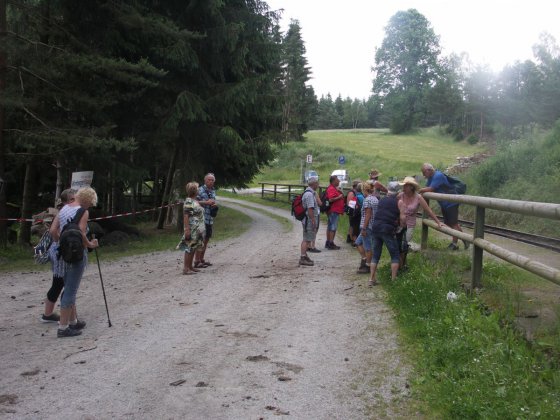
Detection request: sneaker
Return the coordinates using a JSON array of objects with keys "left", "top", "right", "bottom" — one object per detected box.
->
[
  {"left": 41, "top": 313, "right": 60, "bottom": 323},
  {"left": 69, "top": 320, "right": 86, "bottom": 330},
  {"left": 299, "top": 256, "right": 314, "bottom": 266},
  {"left": 462, "top": 240, "right": 470, "bottom": 250},
  {"left": 57, "top": 327, "right": 82, "bottom": 338},
  {"left": 308, "top": 247, "right": 321, "bottom": 253},
  {"left": 329, "top": 243, "right": 341, "bottom": 250},
  {"left": 447, "top": 242, "right": 459, "bottom": 251},
  {"left": 325, "top": 241, "right": 331, "bottom": 249}
]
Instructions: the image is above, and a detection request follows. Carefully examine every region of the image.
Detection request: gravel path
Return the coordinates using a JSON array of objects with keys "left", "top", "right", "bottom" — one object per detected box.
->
[{"left": 0, "top": 198, "right": 410, "bottom": 419}]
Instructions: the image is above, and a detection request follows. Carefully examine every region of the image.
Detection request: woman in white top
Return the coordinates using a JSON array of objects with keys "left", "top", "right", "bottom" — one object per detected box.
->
[{"left": 50, "top": 187, "right": 99, "bottom": 338}]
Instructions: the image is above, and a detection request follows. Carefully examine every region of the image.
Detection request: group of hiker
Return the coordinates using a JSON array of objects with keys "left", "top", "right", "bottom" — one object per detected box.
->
[{"left": 298, "top": 163, "right": 468, "bottom": 286}]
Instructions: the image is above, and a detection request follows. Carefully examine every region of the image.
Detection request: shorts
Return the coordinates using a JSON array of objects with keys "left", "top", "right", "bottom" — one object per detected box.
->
[
  {"left": 204, "top": 223, "right": 213, "bottom": 240},
  {"left": 327, "top": 212, "right": 340, "bottom": 232},
  {"left": 355, "top": 228, "right": 373, "bottom": 252},
  {"left": 302, "top": 218, "right": 317, "bottom": 242},
  {"left": 441, "top": 205, "right": 459, "bottom": 226}
]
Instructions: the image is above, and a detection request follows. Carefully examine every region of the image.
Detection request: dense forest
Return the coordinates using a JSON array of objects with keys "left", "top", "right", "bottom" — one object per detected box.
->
[
  {"left": 0, "top": 0, "right": 314, "bottom": 246},
  {"left": 1, "top": 3, "right": 559, "bottom": 247}
]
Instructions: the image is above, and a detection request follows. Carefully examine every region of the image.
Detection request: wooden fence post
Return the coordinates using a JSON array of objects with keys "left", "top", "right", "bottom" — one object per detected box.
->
[
  {"left": 261, "top": 183, "right": 264, "bottom": 199},
  {"left": 273, "top": 184, "right": 277, "bottom": 201},
  {"left": 472, "top": 205, "right": 485, "bottom": 289},
  {"left": 421, "top": 197, "right": 429, "bottom": 250}
]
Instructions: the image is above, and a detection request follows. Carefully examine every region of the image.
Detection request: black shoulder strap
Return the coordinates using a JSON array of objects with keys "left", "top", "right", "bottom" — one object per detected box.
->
[{"left": 70, "top": 207, "right": 86, "bottom": 224}]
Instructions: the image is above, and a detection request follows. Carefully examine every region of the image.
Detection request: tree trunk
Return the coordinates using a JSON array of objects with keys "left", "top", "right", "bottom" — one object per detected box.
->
[
  {"left": 152, "top": 164, "right": 159, "bottom": 221},
  {"left": 54, "top": 160, "right": 63, "bottom": 204},
  {"left": 17, "top": 161, "right": 35, "bottom": 247},
  {"left": 0, "top": 0, "right": 7, "bottom": 247},
  {"left": 479, "top": 111, "right": 484, "bottom": 140},
  {"left": 157, "top": 144, "right": 178, "bottom": 229}
]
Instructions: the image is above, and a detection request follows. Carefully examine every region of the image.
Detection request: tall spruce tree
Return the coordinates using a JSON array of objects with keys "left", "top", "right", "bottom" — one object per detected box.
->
[{"left": 280, "top": 19, "right": 315, "bottom": 141}]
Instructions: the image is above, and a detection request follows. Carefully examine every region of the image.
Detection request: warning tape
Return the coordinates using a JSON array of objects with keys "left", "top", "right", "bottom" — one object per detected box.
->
[{"left": 0, "top": 202, "right": 182, "bottom": 224}]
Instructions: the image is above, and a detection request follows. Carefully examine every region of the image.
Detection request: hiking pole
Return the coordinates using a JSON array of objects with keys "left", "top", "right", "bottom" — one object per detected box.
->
[{"left": 92, "top": 234, "right": 112, "bottom": 327}]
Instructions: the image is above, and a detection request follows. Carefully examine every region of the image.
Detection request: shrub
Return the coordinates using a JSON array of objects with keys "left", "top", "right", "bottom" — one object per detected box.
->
[{"left": 467, "top": 134, "right": 479, "bottom": 145}]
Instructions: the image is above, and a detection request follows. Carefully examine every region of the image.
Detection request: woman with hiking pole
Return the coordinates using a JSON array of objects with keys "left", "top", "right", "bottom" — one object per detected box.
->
[{"left": 50, "top": 187, "right": 99, "bottom": 338}]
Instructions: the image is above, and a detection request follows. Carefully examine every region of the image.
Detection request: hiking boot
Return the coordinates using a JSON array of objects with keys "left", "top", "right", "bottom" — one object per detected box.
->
[
  {"left": 299, "top": 256, "right": 314, "bottom": 266},
  {"left": 346, "top": 234, "right": 352, "bottom": 243},
  {"left": 447, "top": 242, "right": 459, "bottom": 251},
  {"left": 462, "top": 240, "right": 470, "bottom": 250},
  {"left": 308, "top": 247, "right": 321, "bottom": 253},
  {"left": 325, "top": 241, "right": 331, "bottom": 249},
  {"left": 41, "top": 313, "right": 60, "bottom": 323},
  {"left": 69, "top": 320, "right": 86, "bottom": 330},
  {"left": 357, "top": 265, "right": 370, "bottom": 274},
  {"left": 329, "top": 243, "right": 341, "bottom": 250},
  {"left": 57, "top": 327, "right": 82, "bottom": 338}
]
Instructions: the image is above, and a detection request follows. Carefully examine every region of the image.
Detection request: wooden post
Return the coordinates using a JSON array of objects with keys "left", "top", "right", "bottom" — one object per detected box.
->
[
  {"left": 471, "top": 205, "right": 485, "bottom": 289},
  {"left": 421, "top": 197, "right": 429, "bottom": 250},
  {"left": 273, "top": 184, "right": 277, "bottom": 201},
  {"left": 288, "top": 185, "right": 292, "bottom": 202},
  {"left": 261, "top": 183, "right": 264, "bottom": 199}
]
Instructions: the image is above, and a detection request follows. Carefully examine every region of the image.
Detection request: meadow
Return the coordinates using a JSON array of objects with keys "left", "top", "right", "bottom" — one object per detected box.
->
[{"left": 254, "top": 128, "right": 484, "bottom": 186}]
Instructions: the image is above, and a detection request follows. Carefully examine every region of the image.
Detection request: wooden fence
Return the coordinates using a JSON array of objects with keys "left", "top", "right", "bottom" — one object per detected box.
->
[
  {"left": 422, "top": 192, "right": 560, "bottom": 288},
  {"left": 259, "top": 182, "right": 351, "bottom": 202}
]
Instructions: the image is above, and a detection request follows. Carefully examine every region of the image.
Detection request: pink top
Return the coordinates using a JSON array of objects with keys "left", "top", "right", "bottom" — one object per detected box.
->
[{"left": 401, "top": 193, "right": 420, "bottom": 228}]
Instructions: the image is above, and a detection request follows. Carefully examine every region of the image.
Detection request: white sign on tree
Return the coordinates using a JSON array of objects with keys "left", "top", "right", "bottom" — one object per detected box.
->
[
  {"left": 306, "top": 154, "right": 312, "bottom": 164},
  {"left": 71, "top": 171, "right": 94, "bottom": 190}
]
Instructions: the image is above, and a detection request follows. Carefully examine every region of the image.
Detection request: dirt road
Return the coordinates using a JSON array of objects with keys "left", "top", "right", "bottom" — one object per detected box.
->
[{"left": 0, "top": 198, "right": 410, "bottom": 419}]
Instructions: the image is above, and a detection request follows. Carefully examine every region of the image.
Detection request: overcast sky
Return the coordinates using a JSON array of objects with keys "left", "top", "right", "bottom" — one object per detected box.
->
[{"left": 265, "top": 0, "right": 560, "bottom": 99}]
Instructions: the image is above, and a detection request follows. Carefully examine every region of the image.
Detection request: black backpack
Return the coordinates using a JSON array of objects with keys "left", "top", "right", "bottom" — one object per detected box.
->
[
  {"left": 319, "top": 190, "right": 330, "bottom": 213},
  {"left": 58, "top": 208, "right": 86, "bottom": 263},
  {"left": 444, "top": 174, "right": 467, "bottom": 194}
]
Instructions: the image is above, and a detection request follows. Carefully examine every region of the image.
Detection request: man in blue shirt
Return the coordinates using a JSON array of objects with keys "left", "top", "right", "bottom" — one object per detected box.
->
[{"left": 419, "top": 163, "right": 469, "bottom": 251}]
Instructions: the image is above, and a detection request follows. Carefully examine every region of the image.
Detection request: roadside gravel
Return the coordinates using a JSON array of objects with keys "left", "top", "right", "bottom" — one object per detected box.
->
[{"left": 0, "top": 198, "right": 411, "bottom": 419}]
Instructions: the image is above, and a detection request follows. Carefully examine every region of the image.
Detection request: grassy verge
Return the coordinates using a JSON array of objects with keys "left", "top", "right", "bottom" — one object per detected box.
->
[
  {"left": 0, "top": 206, "right": 251, "bottom": 273},
  {"left": 376, "top": 239, "right": 560, "bottom": 418}
]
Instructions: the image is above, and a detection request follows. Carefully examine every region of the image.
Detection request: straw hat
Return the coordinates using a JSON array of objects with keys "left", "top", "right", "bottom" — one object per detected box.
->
[
  {"left": 399, "top": 176, "right": 420, "bottom": 190},
  {"left": 369, "top": 169, "right": 382, "bottom": 178}
]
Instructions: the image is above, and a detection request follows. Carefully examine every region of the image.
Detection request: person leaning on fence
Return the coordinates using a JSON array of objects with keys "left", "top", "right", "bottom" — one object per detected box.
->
[
  {"left": 397, "top": 176, "right": 443, "bottom": 271},
  {"left": 49, "top": 187, "right": 99, "bottom": 338},
  {"left": 325, "top": 175, "right": 345, "bottom": 250},
  {"left": 41, "top": 188, "right": 75, "bottom": 323},
  {"left": 299, "top": 177, "right": 320, "bottom": 266},
  {"left": 418, "top": 163, "right": 469, "bottom": 251},
  {"left": 369, "top": 181, "right": 406, "bottom": 286},
  {"left": 178, "top": 182, "right": 206, "bottom": 275},
  {"left": 354, "top": 181, "right": 379, "bottom": 274},
  {"left": 195, "top": 173, "right": 217, "bottom": 268}
]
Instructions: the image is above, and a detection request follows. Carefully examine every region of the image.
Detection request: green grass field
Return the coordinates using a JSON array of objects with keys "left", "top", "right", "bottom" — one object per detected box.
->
[{"left": 254, "top": 127, "right": 484, "bottom": 186}]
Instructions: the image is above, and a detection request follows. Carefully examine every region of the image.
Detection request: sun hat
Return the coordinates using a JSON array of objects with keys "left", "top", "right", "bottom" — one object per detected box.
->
[
  {"left": 399, "top": 176, "right": 420, "bottom": 190},
  {"left": 369, "top": 169, "right": 382, "bottom": 178},
  {"left": 387, "top": 181, "right": 401, "bottom": 194}
]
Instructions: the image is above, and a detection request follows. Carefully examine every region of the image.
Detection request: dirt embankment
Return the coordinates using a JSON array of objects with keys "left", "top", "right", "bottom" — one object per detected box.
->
[{"left": 0, "top": 198, "right": 411, "bottom": 419}]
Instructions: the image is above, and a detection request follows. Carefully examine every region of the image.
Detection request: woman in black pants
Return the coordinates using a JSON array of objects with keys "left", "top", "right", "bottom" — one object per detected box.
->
[{"left": 40, "top": 189, "right": 75, "bottom": 323}]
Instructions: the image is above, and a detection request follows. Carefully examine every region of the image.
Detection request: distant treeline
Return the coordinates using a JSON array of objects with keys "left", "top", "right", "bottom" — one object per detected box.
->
[{"left": 311, "top": 10, "right": 560, "bottom": 140}]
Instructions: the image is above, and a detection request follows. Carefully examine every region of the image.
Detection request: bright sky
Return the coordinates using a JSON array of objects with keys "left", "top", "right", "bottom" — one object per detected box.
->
[{"left": 266, "top": 0, "right": 560, "bottom": 99}]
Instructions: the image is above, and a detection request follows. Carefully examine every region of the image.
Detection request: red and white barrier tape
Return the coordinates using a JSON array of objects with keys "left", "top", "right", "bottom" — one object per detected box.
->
[{"left": 0, "top": 202, "right": 182, "bottom": 223}]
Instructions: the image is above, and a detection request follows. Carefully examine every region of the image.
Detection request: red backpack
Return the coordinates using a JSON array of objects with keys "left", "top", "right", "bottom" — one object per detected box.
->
[{"left": 291, "top": 191, "right": 311, "bottom": 221}]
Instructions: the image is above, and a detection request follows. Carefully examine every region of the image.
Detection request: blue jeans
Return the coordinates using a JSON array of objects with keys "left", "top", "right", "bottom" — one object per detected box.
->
[
  {"left": 355, "top": 228, "right": 373, "bottom": 252},
  {"left": 327, "top": 212, "right": 340, "bottom": 232},
  {"left": 61, "top": 256, "right": 87, "bottom": 308},
  {"left": 372, "top": 233, "right": 400, "bottom": 264}
]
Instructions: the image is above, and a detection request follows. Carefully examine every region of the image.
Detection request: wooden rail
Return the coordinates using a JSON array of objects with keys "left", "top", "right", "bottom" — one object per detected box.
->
[
  {"left": 422, "top": 192, "right": 560, "bottom": 288},
  {"left": 259, "top": 182, "right": 352, "bottom": 202}
]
